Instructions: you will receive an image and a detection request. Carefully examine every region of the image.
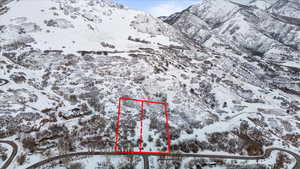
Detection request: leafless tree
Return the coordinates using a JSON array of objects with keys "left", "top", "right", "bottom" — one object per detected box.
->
[
  {"left": 22, "top": 135, "right": 36, "bottom": 152},
  {"left": 17, "top": 153, "right": 26, "bottom": 165}
]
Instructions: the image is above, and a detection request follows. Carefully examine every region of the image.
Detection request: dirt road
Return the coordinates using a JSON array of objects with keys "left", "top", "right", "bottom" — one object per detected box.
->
[
  {"left": 25, "top": 148, "right": 300, "bottom": 169},
  {"left": 0, "top": 140, "right": 18, "bottom": 169}
]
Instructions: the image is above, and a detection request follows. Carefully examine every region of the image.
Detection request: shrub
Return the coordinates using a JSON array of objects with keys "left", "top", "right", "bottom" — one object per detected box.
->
[
  {"left": 1, "top": 153, "right": 7, "bottom": 161},
  {"left": 17, "top": 153, "right": 26, "bottom": 165},
  {"left": 68, "top": 162, "right": 84, "bottom": 169},
  {"left": 22, "top": 136, "right": 36, "bottom": 152}
]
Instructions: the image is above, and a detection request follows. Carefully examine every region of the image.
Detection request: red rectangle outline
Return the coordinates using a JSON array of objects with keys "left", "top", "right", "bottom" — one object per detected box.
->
[{"left": 114, "top": 97, "right": 171, "bottom": 154}]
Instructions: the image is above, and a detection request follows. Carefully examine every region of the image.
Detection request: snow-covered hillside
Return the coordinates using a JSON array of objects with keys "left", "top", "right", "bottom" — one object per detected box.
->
[
  {"left": 162, "top": 0, "right": 300, "bottom": 163},
  {"left": 0, "top": 0, "right": 299, "bottom": 168}
]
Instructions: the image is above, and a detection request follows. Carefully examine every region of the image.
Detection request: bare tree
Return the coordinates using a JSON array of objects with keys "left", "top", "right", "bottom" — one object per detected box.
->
[
  {"left": 68, "top": 162, "right": 84, "bottom": 169},
  {"left": 22, "top": 135, "right": 36, "bottom": 152},
  {"left": 17, "top": 153, "right": 26, "bottom": 165}
]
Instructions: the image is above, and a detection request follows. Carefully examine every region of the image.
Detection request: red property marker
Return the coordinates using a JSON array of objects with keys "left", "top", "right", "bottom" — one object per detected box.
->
[
  {"left": 139, "top": 102, "right": 144, "bottom": 152},
  {"left": 114, "top": 98, "right": 122, "bottom": 151},
  {"left": 114, "top": 97, "right": 171, "bottom": 154}
]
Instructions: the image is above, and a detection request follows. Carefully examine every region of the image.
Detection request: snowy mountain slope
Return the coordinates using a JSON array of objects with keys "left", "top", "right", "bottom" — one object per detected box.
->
[
  {"left": 163, "top": 0, "right": 300, "bottom": 91},
  {"left": 0, "top": 0, "right": 299, "bottom": 168},
  {"left": 266, "top": 0, "right": 300, "bottom": 18},
  {"left": 161, "top": 0, "right": 300, "bottom": 165},
  {"left": 0, "top": 0, "right": 219, "bottom": 158},
  {"left": 0, "top": 0, "right": 183, "bottom": 53}
]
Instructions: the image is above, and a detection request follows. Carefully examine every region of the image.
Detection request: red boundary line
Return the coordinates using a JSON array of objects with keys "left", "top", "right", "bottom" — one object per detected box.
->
[
  {"left": 114, "top": 151, "right": 171, "bottom": 155},
  {"left": 114, "top": 98, "right": 122, "bottom": 151},
  {"left": 139, "top": 102, "right": 144, "bottom": 152},
  {"left": 120, "top": 97, "right": 165, "bottom": 105},
  {"left": 114, "top": 97, "right": 171, "bottom": 154},
  {"left": 164, "top": 103, "right": 171, "bottom": 153}
]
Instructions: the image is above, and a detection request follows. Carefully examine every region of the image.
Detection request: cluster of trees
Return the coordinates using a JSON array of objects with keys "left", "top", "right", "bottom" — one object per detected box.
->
[
  {"left": 77, "top": 50, "right": 109, "bottom": 56},
  {"left": 0, "top": 145, "right": 8, "bottom": 161},
  {"left": 67, "top": 162, "right": 84, "bottom": 169},
  {"left": 128, "top": 36, "right": 150, "bottom": 44},
  {"left": 171, "top": 129, "right": 262, "bottom": 155},
  {"left": 19, "top": 123, "right": 74, "bottom": 155},
  {"left": 101, "top": 42, "right": 115, "bottom": 49},
  {"left": 0, "top": 112, "right": 42, "bottom": 138}
]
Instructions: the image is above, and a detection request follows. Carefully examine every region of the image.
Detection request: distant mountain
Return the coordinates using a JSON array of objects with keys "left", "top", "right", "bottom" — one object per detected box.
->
[
  {"left": 163, "top": 0, "right": 300, "bottom": 94},
  {"left": 161, "top": 0, "right": 300, "bottom": 160}
]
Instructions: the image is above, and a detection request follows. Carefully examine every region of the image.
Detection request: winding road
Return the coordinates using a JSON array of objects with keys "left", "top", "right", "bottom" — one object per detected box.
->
[
  {"left": 0, "top": 140, "right": 18, "bottom": 169},
  {"left": 0, "top": 140, "right": 299, "bottom": 169},
  {"left": 25, "top": 148, "right": 300, "bottom": 169},
  {"left": 0, "top": 81, "right": 14, "bottom": 169}
]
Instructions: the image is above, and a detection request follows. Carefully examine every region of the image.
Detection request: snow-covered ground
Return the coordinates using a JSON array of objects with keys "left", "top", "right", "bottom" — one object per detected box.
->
[
  {"left": 0, "top": 143, "right": 13, "bottom": 166},
  {"left": 0, "top": 0, "right": 299, "bottom": 168}
]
